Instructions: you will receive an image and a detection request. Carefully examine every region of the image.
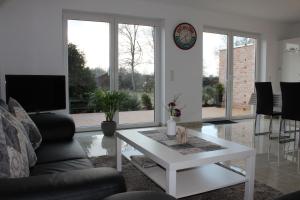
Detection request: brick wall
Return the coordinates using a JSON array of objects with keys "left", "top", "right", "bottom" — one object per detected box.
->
[{"left": 219, "top": 45, "right": 255, "bottom": 110}]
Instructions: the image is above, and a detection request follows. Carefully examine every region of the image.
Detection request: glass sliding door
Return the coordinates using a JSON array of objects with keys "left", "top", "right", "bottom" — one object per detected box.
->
[
  {"left": 118, "top": 23, "right": 156, "bottom": 125},
  {"left": 232, "top": 36, "right": 256, "bottom": 118},
  {"left": 202, "top": 32, "right": 228, "bottom": 120},
  {"left": 65, "top": 13, "right": 160, "bottom": 130},
  {"left": 202, "top": 29, "right": 257, "bottom": 121},
  {"left": 68, "top": 20, "right": 111, "bottom": 129}
]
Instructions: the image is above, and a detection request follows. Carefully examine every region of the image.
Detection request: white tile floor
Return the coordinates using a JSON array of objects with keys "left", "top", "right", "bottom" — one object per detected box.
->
[{"left": 75, "top": 118, "right": 300, "bottom": 195}]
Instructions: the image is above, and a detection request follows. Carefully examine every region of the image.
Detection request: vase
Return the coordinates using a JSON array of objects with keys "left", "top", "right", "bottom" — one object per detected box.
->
[{"left": 167, "top": 116, "right": 176, "bottom": 136}]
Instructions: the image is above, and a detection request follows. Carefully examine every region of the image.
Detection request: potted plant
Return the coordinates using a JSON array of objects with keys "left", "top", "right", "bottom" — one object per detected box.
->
[{"left": 100, "top": 91, "right": 123, "bottom": 137}]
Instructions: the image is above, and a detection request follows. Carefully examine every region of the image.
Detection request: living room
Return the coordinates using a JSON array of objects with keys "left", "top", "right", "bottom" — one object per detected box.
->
[{"left": 0, "top": 0, "right": 300, "bottom": 199}]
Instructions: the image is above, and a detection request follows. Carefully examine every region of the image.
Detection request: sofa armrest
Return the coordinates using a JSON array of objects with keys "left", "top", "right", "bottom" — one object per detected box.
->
[
  {"left": 0, "top": 167, "right": 126, "bottom": 200},
  {"left": 30, "top": 113, "right": 75, "bottom": 142}
]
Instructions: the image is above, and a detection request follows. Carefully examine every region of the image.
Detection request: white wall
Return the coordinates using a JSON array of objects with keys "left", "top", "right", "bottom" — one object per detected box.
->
[
  {"left": 275, "top": 24, "right": 300, "bottom": 89},
  {"left": 0, "top": 0, "right": 287, "bottom": 123},
  {"left": 283, "top": 23, "right": 300, "bottom": 39}
]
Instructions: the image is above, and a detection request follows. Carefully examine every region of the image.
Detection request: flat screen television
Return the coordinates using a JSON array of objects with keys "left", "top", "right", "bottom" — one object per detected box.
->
[{"left": 5, "top": 75, "right": 66, "bottom": 113}]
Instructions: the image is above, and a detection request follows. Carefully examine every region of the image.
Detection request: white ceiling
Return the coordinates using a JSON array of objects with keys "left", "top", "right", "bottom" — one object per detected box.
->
[
  {"left": 147, "top": 0, "right": 300, "bottom": 24},
  {"left": 1, "top": 0, "right": 299, "bottom": 23}
]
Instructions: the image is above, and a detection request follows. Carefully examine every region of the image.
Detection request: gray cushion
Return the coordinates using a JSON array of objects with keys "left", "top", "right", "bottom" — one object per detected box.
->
[
  {"left": 0, "top": 107, "right": 37, "bottom": 168},
  {"left": 0, "top": 99, "right": 8, "bottom": 111},
  {"left": 8, "top": 98, "right": 42, "bottom": 150},
  {"left": 0, "top": 107, "right": 34, "bottom": 178}
]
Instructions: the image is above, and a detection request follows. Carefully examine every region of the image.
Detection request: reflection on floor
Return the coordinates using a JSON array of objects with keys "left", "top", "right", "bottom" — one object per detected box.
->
[
  {"left": 202, "top": 106, "right": 252, "bottom": 119},
  {"left": 72, "top": 110, "right": 154, "bottom": 128},
  {"left": 75, "top": 118, "right": 300, "bottom": 194}
]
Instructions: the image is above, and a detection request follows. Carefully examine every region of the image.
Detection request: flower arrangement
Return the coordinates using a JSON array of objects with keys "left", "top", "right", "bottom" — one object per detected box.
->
[{"left": 167, "top": 94, "right": 182, "bottom": 118}]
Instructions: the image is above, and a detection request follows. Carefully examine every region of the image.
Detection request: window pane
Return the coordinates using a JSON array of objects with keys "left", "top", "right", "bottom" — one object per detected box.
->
[
  {"left": 118, "top": 23, "right": 155, "bottom": 125},
  {"left": 232, "top": 36, "right": 256, "bottom": 117},
  {"left": 202, "top": 32, "right": 228, "bottom": 119},
  {"left": 68, "top": 20, "right": 110, "bottom": 128}
]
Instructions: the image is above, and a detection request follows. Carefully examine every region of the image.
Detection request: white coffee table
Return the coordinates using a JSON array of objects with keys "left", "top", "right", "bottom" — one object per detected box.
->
[{"left": 116, "top": 127, "right": 255, "bottom": 200}]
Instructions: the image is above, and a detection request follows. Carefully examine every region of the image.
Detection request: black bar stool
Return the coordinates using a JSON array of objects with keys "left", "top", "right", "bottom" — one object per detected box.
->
[
  {"left": 279, "top": 82, "right": 300, "bottom": 144},
  {"left": 254, "top": 82, "right": 281, "bottom": 138}
]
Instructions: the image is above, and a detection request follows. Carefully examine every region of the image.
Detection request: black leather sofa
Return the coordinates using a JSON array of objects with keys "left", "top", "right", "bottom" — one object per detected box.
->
[{"left": 0, "top": 113, "right": 126, "bottom": 200}]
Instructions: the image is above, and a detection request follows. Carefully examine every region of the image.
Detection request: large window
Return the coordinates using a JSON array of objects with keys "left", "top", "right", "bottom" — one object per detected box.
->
[{"left": 64, "top": 12, "right": 160, "bottom": 130}]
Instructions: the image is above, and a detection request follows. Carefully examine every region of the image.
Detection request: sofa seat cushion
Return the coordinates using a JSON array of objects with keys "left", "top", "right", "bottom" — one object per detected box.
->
[
  {"left": 30, "top": 158, "right": 93, "bottom": 176},
  {"left": 1, "top": 167, "right": 126, "bottom": 200},
  {"left": 36, "top": 139, "right": 86, "bottom": 164}
]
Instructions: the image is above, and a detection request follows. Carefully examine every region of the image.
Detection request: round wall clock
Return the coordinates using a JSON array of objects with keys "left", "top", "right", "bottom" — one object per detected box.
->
[{"left": 173, "top": 23, "right": 197, "bottom": 50}]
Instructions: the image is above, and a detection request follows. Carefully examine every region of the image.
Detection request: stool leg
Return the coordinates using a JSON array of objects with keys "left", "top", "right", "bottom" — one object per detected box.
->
[
  {"left": 279, "top": 119, "right": 296, "bottom": 144},
  {"left": 268, "top": 115, "right": 273, "bottom": 139},
  {"left": 255, "top": 114, "right": 270, "bottom": 136},
  {"left": 294, "top": 121, "right": 297, "bottom": 149},
  {"left": 254, "top": 114, "right": 258, "bottom": 135},
  {"left": 279, "top": 118, "right": 283, "bottom": 143}
]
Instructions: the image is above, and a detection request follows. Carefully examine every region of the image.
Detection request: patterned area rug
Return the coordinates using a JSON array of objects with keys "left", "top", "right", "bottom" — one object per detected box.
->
[{"left": 90, "top": 156, "right": 282, "bottom": 200}]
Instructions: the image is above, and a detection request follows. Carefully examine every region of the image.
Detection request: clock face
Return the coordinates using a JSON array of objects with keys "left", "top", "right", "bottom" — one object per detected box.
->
[{"left": 174, "top": 23, "right": 197, "bottom": 50}]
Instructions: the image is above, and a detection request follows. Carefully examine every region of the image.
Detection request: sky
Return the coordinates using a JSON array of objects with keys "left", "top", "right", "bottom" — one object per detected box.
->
[
  {"left": 203, "top": 32, "right": 227, "bottom": 77},
  {"left": 68, "top": 20, "right": 110, "bottom": 72},
  {"left": 68, "top": 20, "right": 252, "bottom": 78},
  {"left": 68, "top": 20, "right": 154, "bottom": 75}
]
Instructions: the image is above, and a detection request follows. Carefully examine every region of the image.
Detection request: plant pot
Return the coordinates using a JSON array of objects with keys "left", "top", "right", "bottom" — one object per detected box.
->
[
  {"left": 101, "top": 121, "right": 117, "bottom": 137},
  {"left": 215, "top": 94, "right": 223, "bottom": 107}
]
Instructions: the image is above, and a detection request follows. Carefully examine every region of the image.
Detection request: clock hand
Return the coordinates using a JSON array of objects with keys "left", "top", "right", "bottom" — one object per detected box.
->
[{"left": 184, "top": 34, "right": 188, "bottom": 43}]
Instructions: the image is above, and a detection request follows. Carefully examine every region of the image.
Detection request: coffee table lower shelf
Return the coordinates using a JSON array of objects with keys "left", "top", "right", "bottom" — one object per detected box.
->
[{"left": 123, "top": 150, "right": 247, "bottom": 198}]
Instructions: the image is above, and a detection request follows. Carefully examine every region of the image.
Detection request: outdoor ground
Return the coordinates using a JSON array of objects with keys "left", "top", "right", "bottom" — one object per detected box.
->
[
  {"left": 202, "top": 107, "right": 252, "bottom": 119},
  {"left": 72, "top": 110, "right": 155, "bottom": 128},
  {"left": 72, "top": 107, "right": 252, "bottom": 128}
]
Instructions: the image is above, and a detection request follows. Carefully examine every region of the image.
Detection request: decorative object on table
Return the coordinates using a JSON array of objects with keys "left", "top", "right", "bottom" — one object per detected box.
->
[
  {"left": 176, "top": 127, "right": 188, "bottom": 144},
  {"left": 139, "top": 129, "right": 225, "bottom": 155},
  {"left": 173, "top": 23, "right": 197, "bottom": 50},
  {"left": 99, "top": 91, "right": 124, "bottom": 136},
  {"left": 166, "top": 95, "right": 183, "bottom": 136},
  {"left": 167, "top": 116, "right": 176, "bottom": 136}
]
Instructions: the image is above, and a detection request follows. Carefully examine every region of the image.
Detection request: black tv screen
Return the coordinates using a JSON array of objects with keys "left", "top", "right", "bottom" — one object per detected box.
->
[{"left": 5, "top": 75, "right": 66, "bottom": 112}]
